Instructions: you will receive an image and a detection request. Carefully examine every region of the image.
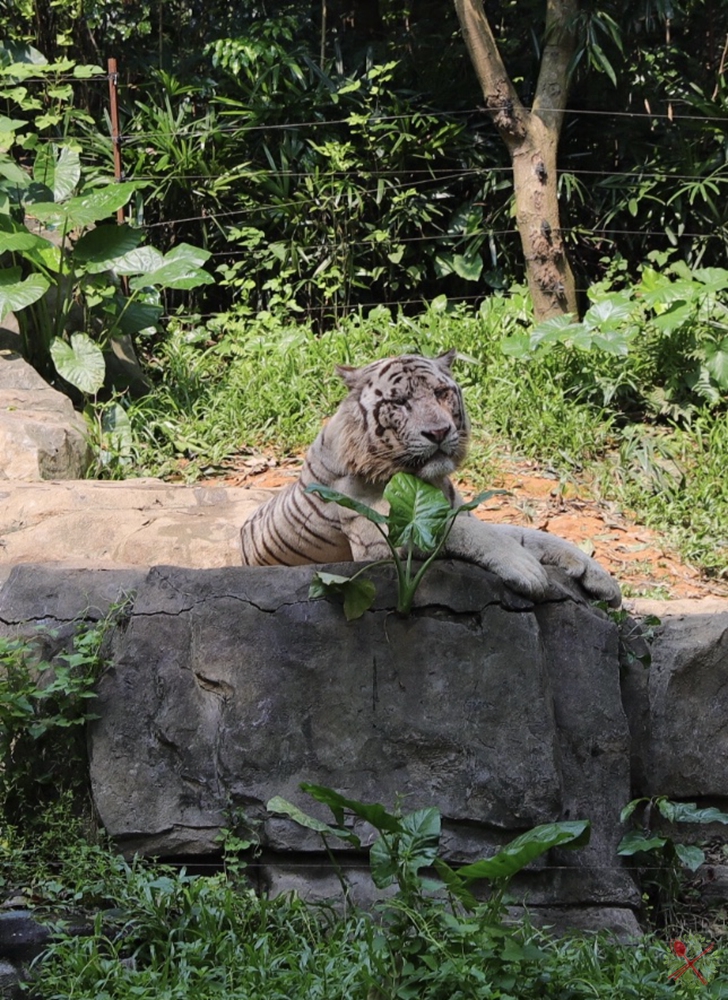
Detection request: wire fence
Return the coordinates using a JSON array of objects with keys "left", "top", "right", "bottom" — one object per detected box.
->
[{"left": 7, "top": 62, "right": 728, "bottom": 322}]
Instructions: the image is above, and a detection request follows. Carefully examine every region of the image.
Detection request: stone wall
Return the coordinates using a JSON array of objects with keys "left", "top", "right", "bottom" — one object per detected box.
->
[{"left": 1, "top": 559, "right": 727, "bottom": 943}]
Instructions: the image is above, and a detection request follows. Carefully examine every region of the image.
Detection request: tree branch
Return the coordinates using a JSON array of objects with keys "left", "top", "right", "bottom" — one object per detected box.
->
[
  {"left": 533, "top": 0, "right": 578, "bottom": 134},
  {"left": 452, "top": 0, "right": 527, "bottom": 143}
]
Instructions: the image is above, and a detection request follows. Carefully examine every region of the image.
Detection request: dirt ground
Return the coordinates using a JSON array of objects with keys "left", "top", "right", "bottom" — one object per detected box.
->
[{"left": 216, "top": 452, "right": 728, "bottom": 602}]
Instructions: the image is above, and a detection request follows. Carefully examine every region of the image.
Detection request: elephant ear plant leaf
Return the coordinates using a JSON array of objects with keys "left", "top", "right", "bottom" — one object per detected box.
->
[{"left": 306, "top": 473, "right": 504, "bottom": 619}]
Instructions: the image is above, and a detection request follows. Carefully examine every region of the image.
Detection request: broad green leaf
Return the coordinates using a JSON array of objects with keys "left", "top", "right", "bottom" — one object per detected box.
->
[
  {"left": 583, "top": 294, "right": 634, "bottom": 329},
  {"left": 651, "top": 301, "right": 694, "bottom": 332},
  {"left": 341, "top": 577, "right": 377, "bottom": 619},
  {"left": 384, "top": 473, "right": 451, "bottom": 551},
  {"left": 703, "top": 339, "right": 728, "bottom": 389},
  {"left": 309, "top": 571, "right": 377, "bottom": 620},
  {"left": 0, "top": 230, "right": 53, "bottom": 254},
  {"left": 451, "top": 252, "right": 483, "bottom": 282},
  {"left": 370, "top": 806, "right": 442, "bottom": 886},
  {"left": 265, "top": 795, "right": 359, "bottom": 844},
  {"left": 675, "top": 844, "right": 705, "bottom": 871},
  {"left": 72, "top": 224, "right": 144, "bottom": 271},
  {"left": 616, "top": 830, "right": 667, "bottom": 856},
  {"left": 301, "top": 783, "right": 403, "bottom": 835},
  {"left": 129, "top": 261, "right": 215, "bottom": 292},
  {"left": 590, "top": 329, "right": 634, "bottom": 356},
  {"left": 691, "top": 267, "right": 728, "bottom": 292},
  {"left": 73, "top": 64, "right": 105, "bottom": 78},
  {"left": 165, "top": 242, "right": 211, "bottom": 269},
  {"left": 112, "top": 245, "right": 165, "bottom": 276},
  {"left": 0, "top": 115, "right": 27, "bottom": 133},
  {"left": 0, "top": 159, "right": 29, "bottom": 185},
  {"left": 128, "top": 243, "right": 213, "bottom": 291},
  {"left": 33, "top": 144, "right": 80, "bottom": 202},
  {"left": 130, "top": 243, "right": 215, "bottom": 290},
  {"left": 656, "top": 799, "right": 728, "bottom": 826},
  {"left": 50, "top": 333, "right": 106, "bottom": 395},
  {"left": 21, "top": 238, "right": 62, "bottom": 273},
  {"left": 116, "top": 298, "right": 163, "bottom": 336},
  {"left": 304, "top": 483, "right": 387, "bottom": 524},
  {"left": 99, "top": 402, "right": 132, "bottom": 461},
  {"left": 500, "top": 333, "right": 533, "bottom": 359},
  {"left": 456, "top": 820, "right": 591, "bottom": 883},
  {"left": 0, "top": 267, "right": 49, "bottom": 319},
  {"left": 29, "top": 181, "right": 137, "bottom": 229}
]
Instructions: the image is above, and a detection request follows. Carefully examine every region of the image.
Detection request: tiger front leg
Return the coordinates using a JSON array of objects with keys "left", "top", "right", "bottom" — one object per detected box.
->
[
  {"left": 494, "top": 523, "right": 622, "bottom": 607},
  {"left": 443, "top": 516, "right": 551, "bottom": 600}
]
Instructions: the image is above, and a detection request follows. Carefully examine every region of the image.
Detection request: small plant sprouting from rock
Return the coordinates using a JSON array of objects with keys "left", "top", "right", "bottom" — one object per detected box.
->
[{"left": 306, "top": 472, "right": 503, "bottom": 618}]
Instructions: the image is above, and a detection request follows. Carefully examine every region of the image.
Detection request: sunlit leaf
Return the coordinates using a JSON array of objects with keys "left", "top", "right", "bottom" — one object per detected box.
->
[
  {"left": 0, "top": 266, "right": 49, "bottom": 320},
  {"left": 29, "top": 181, "right": 137, "bottom": 229},
  {"left": 73, "top": 224, "right": 144, "bottom": 271},
  {"left": 384, "top": 473, "right": 451, "bottom": 551},
  {"left": 50, "top": 332, "right": 106, "bottom": 395},
  {"left": 128, "top": 243, "right": 213, "bottom": 290}
]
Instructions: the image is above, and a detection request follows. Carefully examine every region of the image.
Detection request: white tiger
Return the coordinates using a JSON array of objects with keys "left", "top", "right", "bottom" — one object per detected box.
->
[{"left": 240, "top": 350, "right": 621, "bottom": 606}]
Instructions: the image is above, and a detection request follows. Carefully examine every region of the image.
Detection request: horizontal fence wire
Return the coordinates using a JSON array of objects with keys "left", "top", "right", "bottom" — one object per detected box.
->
[{"left": 8, "top": 67, "right": 728, "bottom": 326}]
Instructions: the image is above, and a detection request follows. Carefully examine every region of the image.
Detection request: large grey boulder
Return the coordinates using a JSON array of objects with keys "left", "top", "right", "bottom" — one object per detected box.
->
[
  {"left": 0, "top": 352, "right": 91, "bottom": 481},
  {"left": 622, "top": 604, "right": 728, "bottom": 799},
  {"left": 0, "top": 560, "right": 639, "bottom": 930}
]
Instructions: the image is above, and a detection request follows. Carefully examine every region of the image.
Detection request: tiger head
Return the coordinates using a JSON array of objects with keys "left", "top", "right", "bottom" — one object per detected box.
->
[{"left": 332, "top": 349, "right": 470, "bottom": 484}]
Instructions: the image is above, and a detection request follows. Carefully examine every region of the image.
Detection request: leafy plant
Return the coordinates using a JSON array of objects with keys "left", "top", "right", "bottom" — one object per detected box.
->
[
  {"left": 269, "top": 784, "right": 589, "bottom": 916},
  {"left": 306, "top": 472, "right": 503, "bottom": 618},
  {"left": 502, "top": 258, "right": 728, "bottom": 413},
  {"left": 0, "top": 600, "right": 129, "bottom": 828},
  {"left": 618, "top": 794, "right": 728, "bottom": 926},
  {"left": 0, "top": 49, "right": 213, "bottom": 400}
]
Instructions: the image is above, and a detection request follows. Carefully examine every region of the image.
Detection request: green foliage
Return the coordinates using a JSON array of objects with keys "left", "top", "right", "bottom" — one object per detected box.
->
[
  {"left": 267, "top": 786, "right": 598, "bottom": 998},
  {"left": 0, "top": 614, "right": 115, "bottom": 828},
  {"left": 270, "top": 784, "right": 589, "bottom": 912},
  {"left": 0, "top": 47, "right": 212, "bottom": 398},
  {"left": 114, "top": 290, "right": 728, "bottom": 579},
  {"left": 0, "top": 793, "right": 722, "bottom": 999},
  {"left": 619, "top": 794, "right": 728, "bottom": 926},
  {"left": 307, "top": 472, "right": 502, "bottom": 617},
  {"left": 502, "top": 257, "right": 728, "bottom": 413}
]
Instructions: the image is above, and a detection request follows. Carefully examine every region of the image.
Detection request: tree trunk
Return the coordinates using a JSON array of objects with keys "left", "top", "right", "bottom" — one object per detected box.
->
[{"left": 454, "top": 0, "right": 579, "bottom": 319}]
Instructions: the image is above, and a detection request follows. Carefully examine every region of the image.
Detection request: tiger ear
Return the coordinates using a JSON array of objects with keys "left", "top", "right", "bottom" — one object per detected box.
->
[
  {"left": 335, "top": 363, "right": 364, "bottom": 389},
  {"left": 435, "top": 348, "right": 457, "bottom": 371}
]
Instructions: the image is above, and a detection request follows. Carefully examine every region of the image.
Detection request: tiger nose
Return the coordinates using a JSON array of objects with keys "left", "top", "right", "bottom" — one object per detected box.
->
[{"left": 422, "top": 426, "right": 450, "bottom": 444}]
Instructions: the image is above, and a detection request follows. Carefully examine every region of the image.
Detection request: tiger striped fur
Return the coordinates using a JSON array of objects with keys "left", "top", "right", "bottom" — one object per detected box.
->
[{"left": 240, "top": 350, "right": 621, "bottom": 606}]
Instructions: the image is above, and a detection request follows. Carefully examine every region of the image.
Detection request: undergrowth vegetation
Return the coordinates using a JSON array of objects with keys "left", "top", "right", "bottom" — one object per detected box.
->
[{"left": 2, "top": 790, "right": 726, "bottom": 999}]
